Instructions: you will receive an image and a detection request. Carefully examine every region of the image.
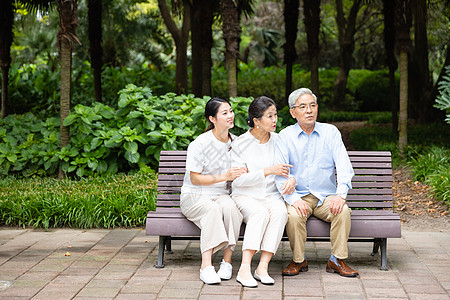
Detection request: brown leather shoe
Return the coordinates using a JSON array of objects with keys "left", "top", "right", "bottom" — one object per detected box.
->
[
  {"left": 282, "top": 260, "right": 308, "bottom": 276},
  {"left": 326, "top": 259, "right": 359, "bottom": 277}
]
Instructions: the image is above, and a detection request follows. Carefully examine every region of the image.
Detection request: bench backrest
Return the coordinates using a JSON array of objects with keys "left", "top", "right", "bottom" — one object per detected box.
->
[{"left": 156, "top": 150, "right": 393, "bottom": 210}]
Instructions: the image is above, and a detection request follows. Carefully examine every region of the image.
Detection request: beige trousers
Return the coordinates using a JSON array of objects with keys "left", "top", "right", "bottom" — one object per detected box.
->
[
  {"left": 180, "top": 194, "right": 243, "bottom": 254},
  {"left": 233, "top": 195, "right": 288, "bottom": 254},
  {"left": 285, "top": 194, "right": 351, "bottom": 263}
]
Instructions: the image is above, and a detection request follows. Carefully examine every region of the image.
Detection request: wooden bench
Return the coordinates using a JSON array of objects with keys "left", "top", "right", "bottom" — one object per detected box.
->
[{"left": 146, "top": 150, "right": 401, "bottom": 270}]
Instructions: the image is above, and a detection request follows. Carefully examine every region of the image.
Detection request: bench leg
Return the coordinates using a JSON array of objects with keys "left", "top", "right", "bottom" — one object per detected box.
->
[
  {"left": 155, "top": 236, "right": 167, "bottom": 268},
  {"left": 165, "top": 237, "right": 173, "bottom": 254},
  {"left": 379, "top": 238, "right": 388, "bottom": 271},
  {"left": 371, "top": 238, "right": 381, "bottom": 256}
]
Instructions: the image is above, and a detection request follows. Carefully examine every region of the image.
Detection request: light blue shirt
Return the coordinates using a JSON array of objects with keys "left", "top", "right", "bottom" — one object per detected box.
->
[{"left": 274, "top": 122, "right": 354, "bottom": 206}]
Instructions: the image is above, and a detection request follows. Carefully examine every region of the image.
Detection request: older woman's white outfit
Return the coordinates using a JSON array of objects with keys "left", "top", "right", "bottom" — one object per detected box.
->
[
  {"left": 231, "top": 131, "right": 288, "bottom": 254},
  {"left": 181, "top": 130, "right": 243, "bottom": 255}
]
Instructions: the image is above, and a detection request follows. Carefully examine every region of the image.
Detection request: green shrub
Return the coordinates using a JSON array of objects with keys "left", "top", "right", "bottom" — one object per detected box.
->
[
  {"left": 0, "top": 172, "right": 157, "bottom": 229},
  {"left": 350, "top": 123, "right": 450, "bottom": 165},
  {"left": 0, "top": 85, "right": 258, "bottom": 177},
  {"left": 408, "top": 146, "right": 450, "bottom": 181},
  {"left": 426, "top": 169, "right": 450, "bottom": 206},
  {"left": 434, "top": 65, "right": 450, "bottom": 124}
]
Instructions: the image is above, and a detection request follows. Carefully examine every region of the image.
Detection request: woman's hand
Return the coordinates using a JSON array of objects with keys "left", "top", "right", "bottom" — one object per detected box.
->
[
  {"left": 265, "top": 164, "right": 293, "bottom": 177},
  {"left": 225, "top": 167, "right": 247, "bottom": 181},
  {"left": 281, "top": 176, "right": 296, "bottom": 195}
]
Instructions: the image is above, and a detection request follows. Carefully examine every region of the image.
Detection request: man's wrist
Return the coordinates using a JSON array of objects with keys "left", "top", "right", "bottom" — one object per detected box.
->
[{"left": 338, "top": 194, "right": 347, "bottom": 200}]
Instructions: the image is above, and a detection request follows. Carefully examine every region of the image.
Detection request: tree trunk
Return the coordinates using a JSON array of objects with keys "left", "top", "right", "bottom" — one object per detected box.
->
[
  {"left": 409, "top": 0, "right": 440, "bottom": 123},
  {"left": 191, "top": 1, "right": 202, "bottom": 97},
  {"left": 283, "top": 0, "right": 299, "bottom": 103},
  {"left": 303, "top": 0, "right": 320, "bottom": 96},
  {"left": 57, "top": 0, "right": 78, "bottom": 178},
  {"left": 88, "top": 0, "right": 103, "bottom": 103},
  {"left": 60, "top": 38, "right": 72, "bottom": 151},
  {"left": 399, "top": 51, "right": 408, "bottom": 152},
  {"left": 221, "top": 0, "right": 241, "bottom": 98},
  {"left": 333, "top": 0, "right": 361, "bottom": 110},
  {"left": 395, "top": 0, "right": 412, "bottom": 155},
  {"left": 0, "top": 0, "right": 14, "bottom": 119},
  {"left": 158, "top": 0, "right": 190, "bottom": 94},
  {"left": 383, "top": 0, "right": 398, "bottom": 134},
  {"left": 200, "top": 0, "right": 215, "bottom": 96}
]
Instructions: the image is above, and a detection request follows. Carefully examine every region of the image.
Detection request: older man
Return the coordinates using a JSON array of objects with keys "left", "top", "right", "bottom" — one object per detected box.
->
[{"left": 274, "top": 88, "right": 358, "bottom": 277}]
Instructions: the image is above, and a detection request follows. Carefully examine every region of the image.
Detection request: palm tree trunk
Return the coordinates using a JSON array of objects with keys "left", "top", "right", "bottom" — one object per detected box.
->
[
  {"left": 399, "top": 51, "right": 408, "bottom": 152},
  {"left": 57, "top": 0, "right": 78, "bottom": 178},
  {"left": 60, "top": 38, "right": 72, "bottom": 151},
  {"left": 221, "top": 0, "right": 241, "bottom": 98},
  {"left": 283, "top": 0, "right": 299, "bottom": 103},
  {"left": 88, "top": 0, "right": 103, "bottom": 102},
  {"left": 395, "top": 0, "right": 412, "bottom": 155},
  {"left": 0, "top": 0, "right": 14, "bottom": 119},
  {"left": 303, "top": 0, "right": 320, "bottom": 96}
]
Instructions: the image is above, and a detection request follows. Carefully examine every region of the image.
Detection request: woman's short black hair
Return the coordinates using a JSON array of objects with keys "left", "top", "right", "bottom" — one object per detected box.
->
[
  {"left": 247, "top": 96, "right": 276, "bottom": 128},
  {"left": 205, "top": 97, "right": 231, "bottom": 131}
]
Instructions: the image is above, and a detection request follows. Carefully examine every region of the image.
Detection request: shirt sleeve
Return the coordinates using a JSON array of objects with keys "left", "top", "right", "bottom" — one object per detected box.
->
[
  {"left": 231, "top": 138, "right": 265, "bottom": 187},
  {"left": 332, "top": 128, "right": 354, "bottom": 198},
  {"left": 185, "top": 139, "right": 204, "bottom": 173},
  {"left": 274, "top": 130, "right": 302, "bottom": 205}
]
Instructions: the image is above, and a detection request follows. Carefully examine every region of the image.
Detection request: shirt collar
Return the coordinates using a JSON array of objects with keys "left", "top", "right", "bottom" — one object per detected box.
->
[{"left": 294, "top": 122, "right": 321, "bottom": 137}]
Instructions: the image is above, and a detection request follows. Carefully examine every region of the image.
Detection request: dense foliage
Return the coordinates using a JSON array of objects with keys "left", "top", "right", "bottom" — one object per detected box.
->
[
  {"left": 350, "top": 123, "right": 450, "bottom": 206},
  {"left": 4, "top": 61, "right": 398, "bottom": 118},
  {"left": 0, "top": 172, "right": 156, "bottom": 228},
  {"left": 434, "top": 65, "right": 450, "bottom": 124},
  {"left": 0, "top": 84, "right": 256, "bottom": 177}
]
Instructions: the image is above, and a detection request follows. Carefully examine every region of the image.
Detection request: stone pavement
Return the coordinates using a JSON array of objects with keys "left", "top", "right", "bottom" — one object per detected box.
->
[{"left": 0, "top": 228, "right": 449, "bottom": 300}]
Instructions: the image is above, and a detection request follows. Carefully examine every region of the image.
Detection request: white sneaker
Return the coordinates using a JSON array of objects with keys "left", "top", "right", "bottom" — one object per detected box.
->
[
  {"left": 200, "top": 266, "right": 221, "bottom": 284},
  {"left": 217, "top": 259, "right": 233, "bottom": 280}
]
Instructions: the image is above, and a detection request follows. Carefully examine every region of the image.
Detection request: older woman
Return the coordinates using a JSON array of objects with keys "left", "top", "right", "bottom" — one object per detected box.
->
[
  {"left": 181, "top": 97, "right": 245, "bottom": 285},
  {"left": 231, "top": 96, "right": 295, "bottom": 287}
]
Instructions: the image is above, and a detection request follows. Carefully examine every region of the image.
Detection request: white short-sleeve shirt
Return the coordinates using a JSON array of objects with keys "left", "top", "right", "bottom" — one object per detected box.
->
[{"left": 181, "top": 130, "right": 234, "bottom": 196}]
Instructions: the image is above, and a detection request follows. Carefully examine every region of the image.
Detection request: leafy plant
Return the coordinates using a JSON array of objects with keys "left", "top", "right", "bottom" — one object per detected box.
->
[
  {"left": 0, "top": 85, "right": 257, "bottom": 177},
  {"left": 434, "top": 65, "right": 450, "bottom": 124}
]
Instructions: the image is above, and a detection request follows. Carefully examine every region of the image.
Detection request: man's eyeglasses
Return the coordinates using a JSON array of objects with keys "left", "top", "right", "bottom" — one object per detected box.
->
[{"left": 292, "top": 102, "right": 318, "bottom": 111}]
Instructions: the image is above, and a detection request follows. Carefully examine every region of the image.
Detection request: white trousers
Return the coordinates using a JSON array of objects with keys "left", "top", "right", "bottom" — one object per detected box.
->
[
  {"left": 180, "top": 193, "right": 243, "bottom": 254},
  {"left": 233, "top": 195, "right": 288, "bottom": 254}
]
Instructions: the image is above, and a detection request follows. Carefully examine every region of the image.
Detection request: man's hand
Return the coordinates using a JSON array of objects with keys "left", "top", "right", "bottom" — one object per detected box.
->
[
  {"left": 292, "top": 199, "right": 309, "bottom": 217},
  {"left": 328, "top": 195, "right": 346, "bottom": 215}
]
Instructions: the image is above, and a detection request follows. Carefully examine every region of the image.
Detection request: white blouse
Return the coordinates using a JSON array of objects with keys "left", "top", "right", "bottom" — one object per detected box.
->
[
  {"left": 181, "top": 130, "right": 234, "bottom": 196},
  {"left": 231, "top": 130, "right": 280, "bottom": 200}
]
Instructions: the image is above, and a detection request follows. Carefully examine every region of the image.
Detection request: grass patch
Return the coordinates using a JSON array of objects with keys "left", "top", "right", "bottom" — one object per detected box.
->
[{"left": 0, "top": 172, "right": 157, "bottom": 229}]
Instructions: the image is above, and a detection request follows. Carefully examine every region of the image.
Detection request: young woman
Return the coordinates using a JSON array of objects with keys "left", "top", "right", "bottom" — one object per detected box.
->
[
  {"left": 180, "top": 97, "right": 245, "bottom": 285},
  {"left": 231, "top": 96, "right": 295, "bottom": 287}
]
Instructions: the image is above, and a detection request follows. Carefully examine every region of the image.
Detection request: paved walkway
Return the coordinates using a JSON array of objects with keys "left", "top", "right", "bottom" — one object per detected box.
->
[{"left": 0, "top": 228, "right": 449, "bottom": 299}]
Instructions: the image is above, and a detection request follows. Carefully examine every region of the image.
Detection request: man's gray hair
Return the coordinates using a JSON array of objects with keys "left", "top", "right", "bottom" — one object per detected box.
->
[{"left": 288, "top": 88, "right": 317, "bottom": 108}]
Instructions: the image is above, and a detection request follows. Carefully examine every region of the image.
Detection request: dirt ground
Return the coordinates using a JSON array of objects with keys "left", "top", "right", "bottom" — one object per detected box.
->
[{"left": 332, "top": 121, "right": 450, "bottom": 232}]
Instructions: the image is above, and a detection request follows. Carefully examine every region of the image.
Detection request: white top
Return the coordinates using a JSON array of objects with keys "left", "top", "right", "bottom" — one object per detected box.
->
[
  {"left": 181, "top": 130, "right": 234, "bottom": 196},
  {"left": 231, "top": 130, "right": 280, "bottom": 200}
]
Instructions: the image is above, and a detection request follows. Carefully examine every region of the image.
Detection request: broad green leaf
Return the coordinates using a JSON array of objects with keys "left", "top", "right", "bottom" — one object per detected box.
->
[
  {"left": 124, "top": 141, "right": 138, "bottom": 154},
  {"left": 63, "top": 114, "right": 78, "bottom": 126},
  {"left": 124, "top": 150, "right": 140, "bottom": 163}
]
